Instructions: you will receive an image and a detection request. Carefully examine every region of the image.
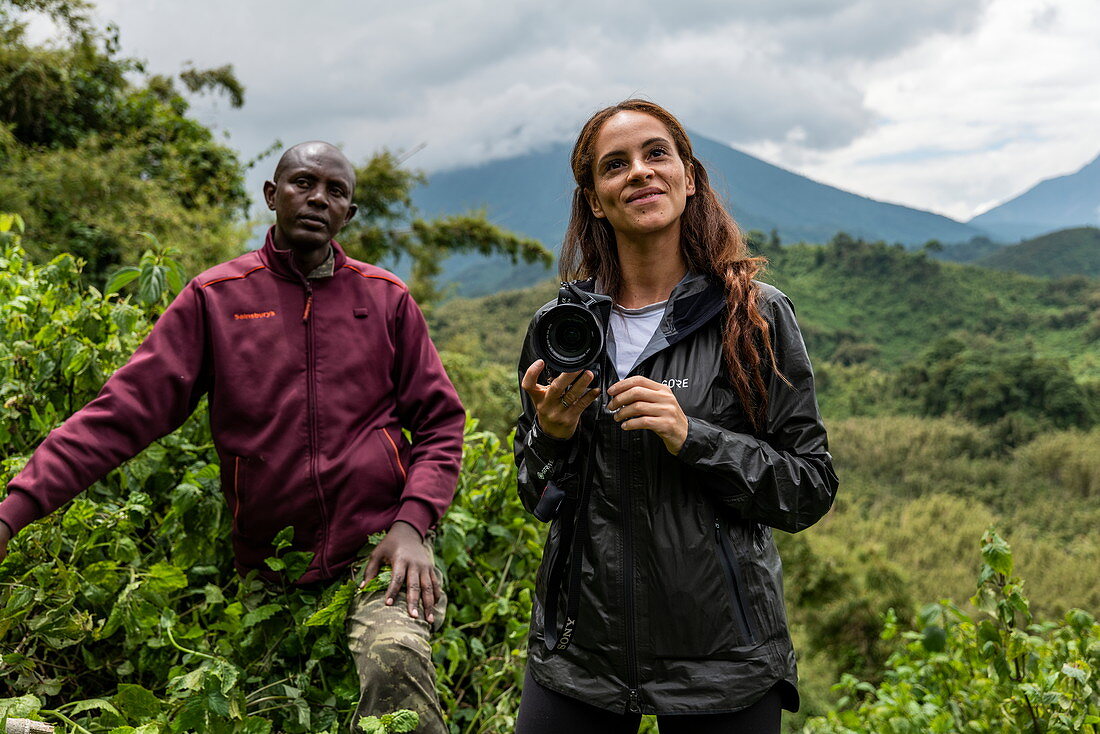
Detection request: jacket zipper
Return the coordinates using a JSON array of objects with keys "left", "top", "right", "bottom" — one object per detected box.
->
[
  {"left": 303, "top": 284, "right": 331, "bottom": 576},
  {"left": 715, "top": 518, "right": 758, "bottom": 644},
  {"left": 621, "top": 424, "right": 641, "bottom": 713},
  {"left": 381, "top": 428, "right": 407, "bottom": 481}
]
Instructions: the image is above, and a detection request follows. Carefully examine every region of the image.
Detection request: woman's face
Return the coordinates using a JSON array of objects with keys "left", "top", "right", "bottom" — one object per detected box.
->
[{"left": 585, "top": 110, "right": 696, "bottom": 240}]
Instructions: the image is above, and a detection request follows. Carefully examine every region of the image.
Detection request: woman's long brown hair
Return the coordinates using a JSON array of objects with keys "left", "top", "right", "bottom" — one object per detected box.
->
[{"left": 560, "top": 99, "right": 784, "bottom": 430}]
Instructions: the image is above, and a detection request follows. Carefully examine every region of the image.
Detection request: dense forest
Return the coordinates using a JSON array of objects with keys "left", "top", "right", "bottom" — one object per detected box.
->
[{"left": 1, "top": 2, "right": 1098, "bottom": 732}]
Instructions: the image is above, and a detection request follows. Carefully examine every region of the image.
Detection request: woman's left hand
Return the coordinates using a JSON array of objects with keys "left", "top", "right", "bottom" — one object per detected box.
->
[{"left": 606, "top": 376, "right": 689, "bottom": 455}]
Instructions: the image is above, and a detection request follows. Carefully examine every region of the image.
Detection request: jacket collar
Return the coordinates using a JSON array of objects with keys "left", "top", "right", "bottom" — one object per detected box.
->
[
  {"left": 258, "top": 226, "right": 349, "bottom": 283},
  {"left": 574, "top": 270, "right": 725, "bottom": 345},
  {"left": 661, "top": 271, "right": 726, "bottom": 346}
]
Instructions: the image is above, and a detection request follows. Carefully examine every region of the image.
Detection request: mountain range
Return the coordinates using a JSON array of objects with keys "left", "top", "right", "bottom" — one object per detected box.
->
[
  {"left": 968, "top": 153, "right": 1100, "bottom": 241},
  {"left": 409, "top": 134, "right": 1100, "bottom": 296}
]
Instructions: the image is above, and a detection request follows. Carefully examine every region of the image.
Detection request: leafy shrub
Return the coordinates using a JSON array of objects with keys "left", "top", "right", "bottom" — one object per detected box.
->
[
  {"left": 805, "top": 530, "right": 1100, "bottom": 733},
  {"left": 898, "top": 336, "right": 1095, "bottom": 434}
]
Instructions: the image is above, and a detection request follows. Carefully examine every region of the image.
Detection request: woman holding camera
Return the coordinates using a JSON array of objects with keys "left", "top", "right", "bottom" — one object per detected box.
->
[{"left": 515, "top": 100, "right": 839, "bottom": 733}]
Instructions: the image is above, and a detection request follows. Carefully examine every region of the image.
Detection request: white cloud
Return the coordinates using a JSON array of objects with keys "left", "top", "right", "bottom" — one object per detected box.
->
[
  {"left": 26, "top": 0, "right": 1096, "bottom": 221},
  {"left": 744, "top": 0, "right": 1100, "bottom": 220}
]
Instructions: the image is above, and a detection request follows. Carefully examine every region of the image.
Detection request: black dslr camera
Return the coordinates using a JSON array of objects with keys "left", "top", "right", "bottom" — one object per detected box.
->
[{"left": 532, "top": 282, "right": 613, "bottom": 377}]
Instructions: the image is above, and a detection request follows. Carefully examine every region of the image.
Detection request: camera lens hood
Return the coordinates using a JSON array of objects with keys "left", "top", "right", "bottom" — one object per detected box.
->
[{"left": 533, "top": 302, "right": 605, "bottom": 374}]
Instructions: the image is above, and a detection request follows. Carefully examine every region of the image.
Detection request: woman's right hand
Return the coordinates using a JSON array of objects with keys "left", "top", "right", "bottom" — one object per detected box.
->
[{"left": 521, "top": 359, "right": 601, "bottom": 439}]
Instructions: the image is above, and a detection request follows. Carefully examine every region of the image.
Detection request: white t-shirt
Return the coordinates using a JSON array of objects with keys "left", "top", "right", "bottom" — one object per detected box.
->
[{"left": 608, "top": 300, "right": 666, "bottom": 378}]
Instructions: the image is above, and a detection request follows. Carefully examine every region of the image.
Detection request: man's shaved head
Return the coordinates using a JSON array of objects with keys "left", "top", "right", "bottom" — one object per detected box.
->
[
  {"left": 273, "top": 141, "right": 356, "bottom": 192},
  {"left": 264, "top": 140, "right": 359, "bottom": 253}
]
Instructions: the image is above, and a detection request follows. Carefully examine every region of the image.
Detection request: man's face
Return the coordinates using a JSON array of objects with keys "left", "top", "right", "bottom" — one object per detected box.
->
[{"left": 263, "top": 145, "right": 357, "bottom": 250}]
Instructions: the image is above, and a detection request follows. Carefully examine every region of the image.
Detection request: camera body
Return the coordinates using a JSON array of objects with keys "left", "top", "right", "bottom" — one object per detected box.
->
[{"left": 532, "top": 282, "right": 613, "bottom": 376}]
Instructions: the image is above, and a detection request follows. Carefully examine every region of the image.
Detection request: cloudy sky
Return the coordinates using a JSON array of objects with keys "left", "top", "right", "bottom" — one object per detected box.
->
[{"left": 37, "top": 0, "right": 1100, "bottom": 221}]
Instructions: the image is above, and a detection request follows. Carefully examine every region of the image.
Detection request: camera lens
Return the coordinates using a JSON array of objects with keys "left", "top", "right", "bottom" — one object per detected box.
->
[
  {"left": 553, "top": 317, "right": 588, "bottom": 357},
  {"left": 533, "top": 303, "right": 604, "bottom": 373}
]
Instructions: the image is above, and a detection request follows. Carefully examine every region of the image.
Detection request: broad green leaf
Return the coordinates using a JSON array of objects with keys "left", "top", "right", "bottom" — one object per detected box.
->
[
  {"left": 305, "top": 580, "right": 356, "bottom": 628},
  {"left": 114, "top": 683, "right": 164, "bottom": 720},
  {"left": 358, "top": 716, "right": 386, "bottom": 734},
  {"left": 69, "top": 698, "right": 121, "bottom": 716},
  {"left": 980, "top": 530, "right": 1013, "bottom": 577},
  {"left": 381, "top": 710, "right": 419, "bottom": 732},
  {"left": 0, "top": 695, "right": 43, "bottom": 718},
  {"left": 104, "top": 267, "right": 141, "bottom": 295},
  {"left": 241, "top": 603, "right": 282, "bottom": 629}
]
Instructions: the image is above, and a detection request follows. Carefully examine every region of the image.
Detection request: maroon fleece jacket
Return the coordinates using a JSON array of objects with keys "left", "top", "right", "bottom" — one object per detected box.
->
[{"left": 0, "top": 231, "right": 465, "bottom": 584}]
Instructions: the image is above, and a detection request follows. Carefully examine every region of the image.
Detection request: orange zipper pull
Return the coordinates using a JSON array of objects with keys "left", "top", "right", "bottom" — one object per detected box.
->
[{"left": 302, "top": 293, "right": 313, "bottom": 322}]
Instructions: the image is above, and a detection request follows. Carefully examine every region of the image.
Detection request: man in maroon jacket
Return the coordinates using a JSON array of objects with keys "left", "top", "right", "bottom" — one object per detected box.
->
[{"left": 0, "top": 141, "right": 466, "bottom": 732}]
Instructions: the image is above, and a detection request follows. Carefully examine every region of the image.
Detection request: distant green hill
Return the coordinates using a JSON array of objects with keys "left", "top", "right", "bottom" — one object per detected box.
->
[
  {"left": 972, "top": 226, "right": 1100, "bottom": 278},
  {"left": 432, "top": 235, "right": 1100, "bottom": 381}
]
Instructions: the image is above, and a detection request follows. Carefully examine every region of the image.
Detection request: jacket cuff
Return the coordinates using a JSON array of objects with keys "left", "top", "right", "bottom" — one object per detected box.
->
[
  {"left": 677, "top": 417, "right": 752, "bottom": 507},
  {"left": 676, "top": 416, "right": 711, "bottom": 465},
  {"left": 0, "top": 489, "right": 42, "bottom": 536},
  {"left": 529, "top": 419, "right": 573, "bottom": 459},
  {"left": 525, "top": 420, "right": 575, "bottom": 481},
  {"left": 393, "top": 499, "right": 436, "bottom": 539}
]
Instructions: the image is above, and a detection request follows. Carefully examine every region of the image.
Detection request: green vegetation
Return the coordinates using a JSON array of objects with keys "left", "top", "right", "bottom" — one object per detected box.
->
[
  {"left": 0, "top": 224, "right": 538, "bottom": 732},
  {"left": 755, "top": 233, "right": 1100, "bottom": 379},
  {"left": 0, "top": 0, "right": 251, "bottom": 281},
  {"left": 426, "top": 230, "right": 1100, "bottom": 730},
  {"left": 974, "top": 226, "right": 1100, "bottom": 279},
  {"left": 805, "top": 531, "right": 1100, "bottom": 733},
  {"left": 6, "top": 214, "right": 1095, "bottom": 731},
  {"left": 3, "top": 200, "right": 1100, "bottom": 733}
]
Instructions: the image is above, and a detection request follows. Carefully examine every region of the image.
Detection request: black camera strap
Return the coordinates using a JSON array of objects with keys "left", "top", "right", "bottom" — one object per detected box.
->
[
  {"left": 542, "top": 356, "right": 605, "bottom": 654},
  {"left": 542, "top": 423, "right": 597, "bottom": 652}
]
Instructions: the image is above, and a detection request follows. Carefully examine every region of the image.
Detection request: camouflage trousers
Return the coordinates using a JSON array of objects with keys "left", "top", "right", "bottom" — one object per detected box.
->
[{"left": 345, "top": 540, "right": 448, "bottom": 734}]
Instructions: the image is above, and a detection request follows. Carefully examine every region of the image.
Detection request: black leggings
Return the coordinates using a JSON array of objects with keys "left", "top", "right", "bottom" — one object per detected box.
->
[{"left": 515, "top": 669, "right": 783, "bottom": 734}]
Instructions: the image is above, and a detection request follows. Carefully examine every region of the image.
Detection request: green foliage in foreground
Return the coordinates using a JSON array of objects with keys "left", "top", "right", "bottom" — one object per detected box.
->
[
  {"left": 0, "top": 224, "right": 540, "bottom": 731},
  {"left": 805, "top": 531, "right": 1100, "bottom": 733},
  {"left": 0, "top": 423, "right": 526, "bottom": 733}
]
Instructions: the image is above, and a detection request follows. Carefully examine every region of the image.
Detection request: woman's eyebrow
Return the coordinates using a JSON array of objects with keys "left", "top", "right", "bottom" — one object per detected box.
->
[{"left": 597, "top": 137, "right": 673, "bottom": 165}]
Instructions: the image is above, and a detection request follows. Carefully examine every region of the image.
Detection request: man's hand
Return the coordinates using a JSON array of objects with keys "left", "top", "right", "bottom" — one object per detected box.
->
[
  {"left": 361, "top": 521, "right": 439, "bottom": 623},
  {"left": 606, "top": 376, "right": 689, "bottom": 454},
  {"left": 0, "top": 521, "right": 11, "bottom": 563}
]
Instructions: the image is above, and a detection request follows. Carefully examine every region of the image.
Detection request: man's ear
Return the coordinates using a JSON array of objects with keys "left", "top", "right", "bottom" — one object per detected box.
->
[
  {"left": 343, "top": 204, "right": 358, "bottom": 225},
  {"left": 585, "top": 188, "right": 605, "bottom": 219},
  {"left": 262, "top": 180, "right": 277, "bottom": 210},
  {"left": 685, "top": 162, "right": 696, "bottom": 197}
]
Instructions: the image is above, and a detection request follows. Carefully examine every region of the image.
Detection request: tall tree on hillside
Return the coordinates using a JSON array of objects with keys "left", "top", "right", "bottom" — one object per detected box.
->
[
  {"left": 342, "top": 150, "right": 551, "bottom": 307},
  {"left": 0, "top": 0, "right": 250, "bottom": 280}
]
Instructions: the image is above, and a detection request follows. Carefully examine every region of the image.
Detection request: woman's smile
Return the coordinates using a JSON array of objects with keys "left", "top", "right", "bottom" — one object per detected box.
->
[{"left": 625, "top": 187, "right": 665, "bottom": 205}]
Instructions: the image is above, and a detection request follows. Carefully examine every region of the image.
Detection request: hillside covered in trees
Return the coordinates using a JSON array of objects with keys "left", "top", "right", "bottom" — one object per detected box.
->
[{"left": 973, "top": 226, "right": 1100, "bottom": 278}]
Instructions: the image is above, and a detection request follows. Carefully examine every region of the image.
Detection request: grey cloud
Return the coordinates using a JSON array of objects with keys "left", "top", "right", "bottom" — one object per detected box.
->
[
  {"left": 747, "top": 0, "right": 994, "bottom": 62},
  {"left": 86, "top": 0, "right": 990, "bottom": 183}
]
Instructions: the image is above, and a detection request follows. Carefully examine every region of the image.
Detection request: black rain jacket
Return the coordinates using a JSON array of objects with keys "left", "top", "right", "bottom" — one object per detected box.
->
[{"left": 514, "top": 273, "right": 839, "bottom": 715}]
